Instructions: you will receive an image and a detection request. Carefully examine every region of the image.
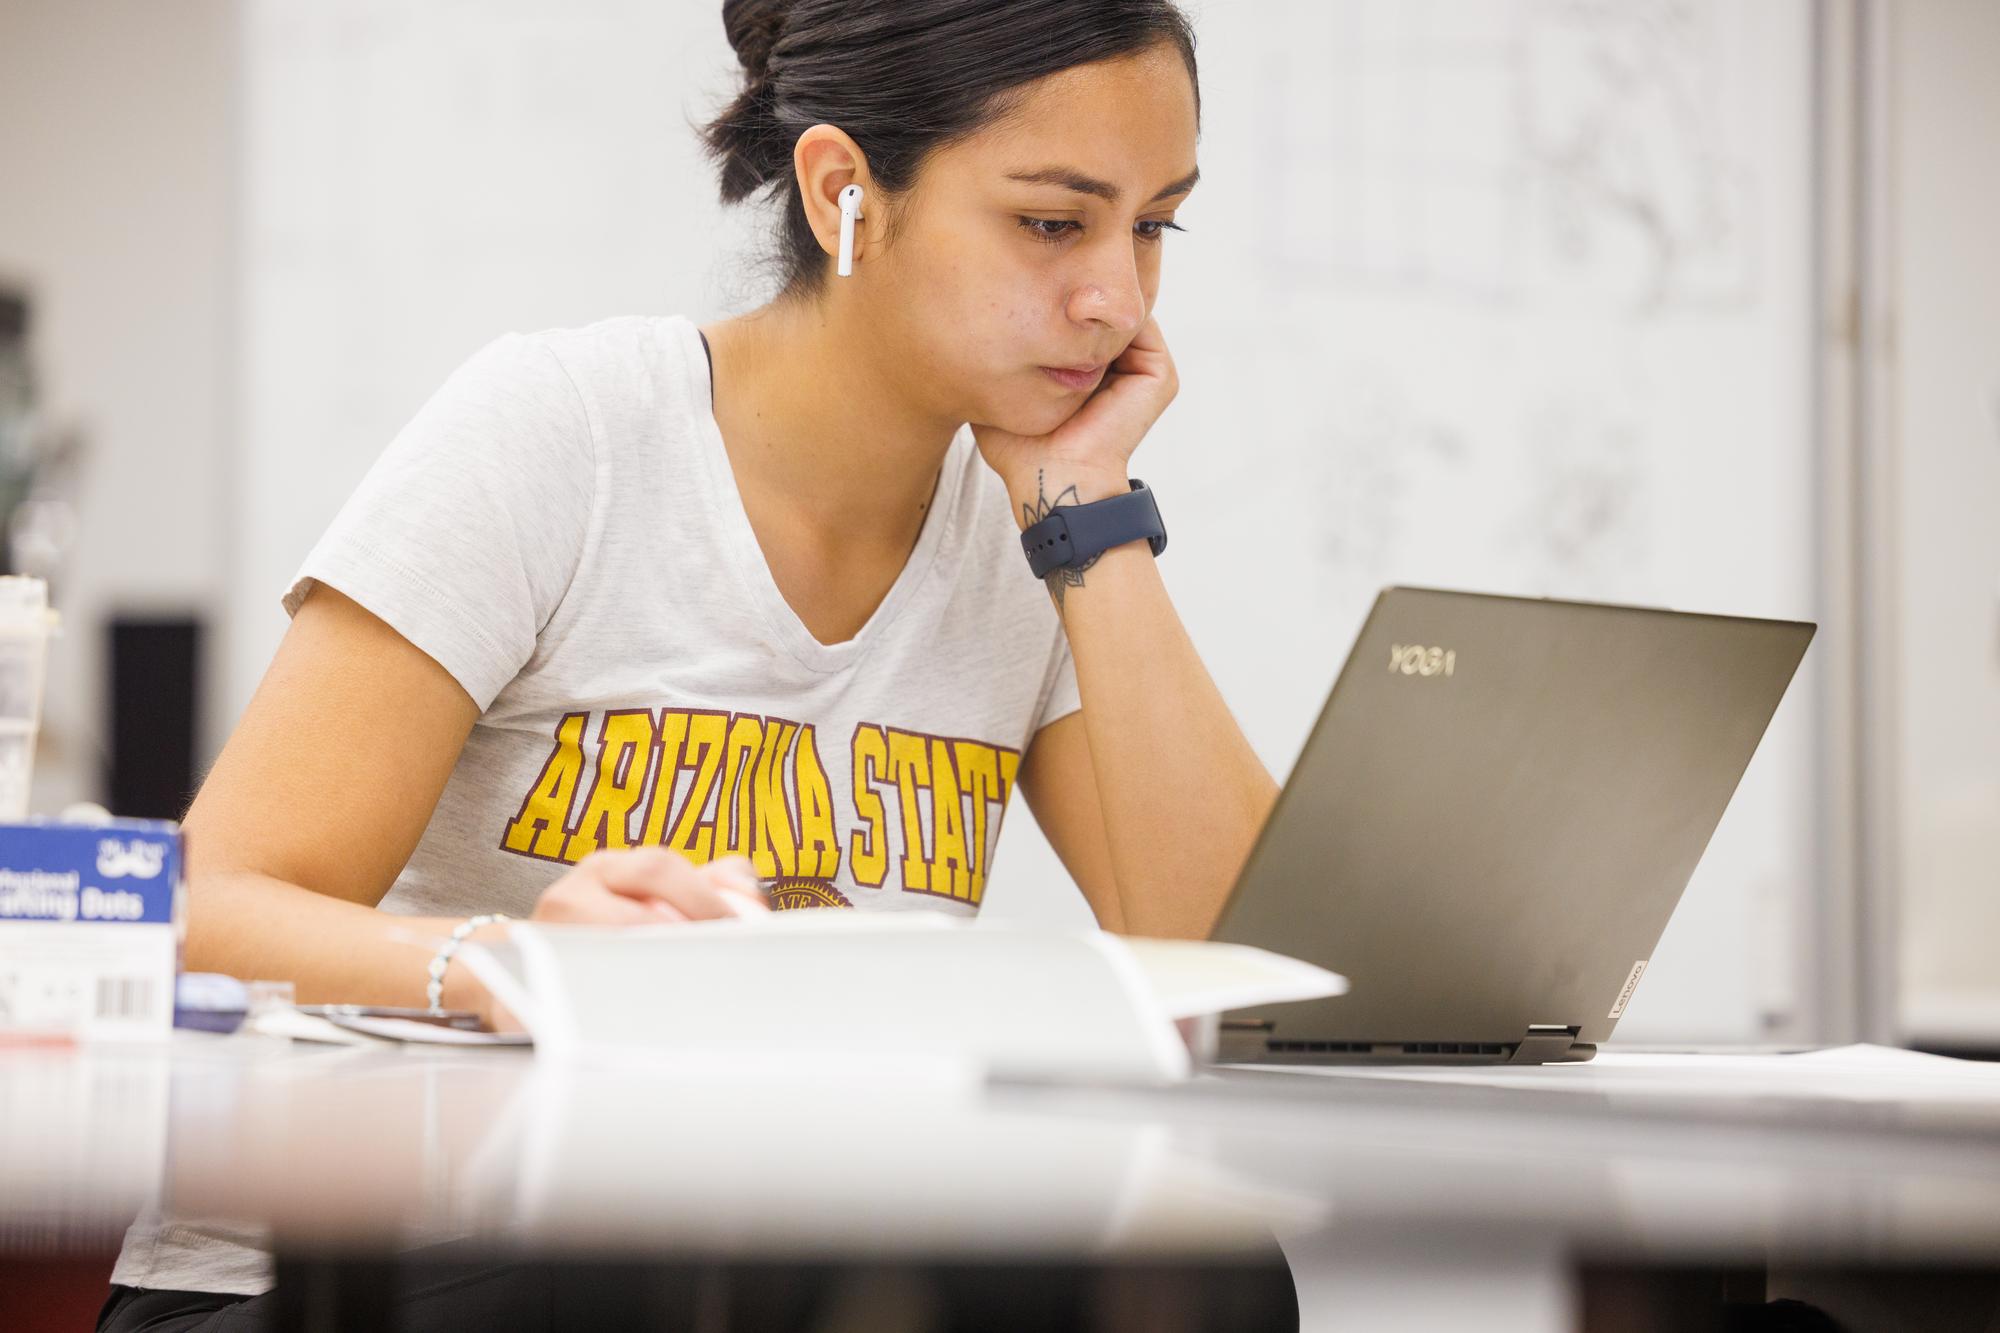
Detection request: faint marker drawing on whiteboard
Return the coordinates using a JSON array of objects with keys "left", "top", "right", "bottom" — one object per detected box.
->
[
  {"left": 1503, "top": 390, "right": 1652, "bottom": 599},
  {"left": 1259, "top": 0, "right": 1759, "bottom": 312},
  {"left": 1301, "top": 370, "right": 1491, "bottom": 598}
]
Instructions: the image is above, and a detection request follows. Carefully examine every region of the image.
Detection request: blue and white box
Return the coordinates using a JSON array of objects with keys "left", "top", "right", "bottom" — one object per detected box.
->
[{"left": 0, "top": 820, "right": 181, "bottom": 1041}]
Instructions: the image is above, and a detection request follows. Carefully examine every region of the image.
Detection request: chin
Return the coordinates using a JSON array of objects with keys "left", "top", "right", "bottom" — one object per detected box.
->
[{"left": 971, "top": 389, "right": 1078, "bottom": 439}]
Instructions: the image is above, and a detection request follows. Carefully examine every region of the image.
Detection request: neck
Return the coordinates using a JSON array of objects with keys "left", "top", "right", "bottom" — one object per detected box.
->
[{"left": 701, "top": 295, "right": 961, "bottom": 554}]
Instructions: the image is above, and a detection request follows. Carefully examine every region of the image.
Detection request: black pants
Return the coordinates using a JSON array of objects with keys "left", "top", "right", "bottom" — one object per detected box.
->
[
  {"left": 99, "top": 1285, "right": 256, "bottom": 1333},
  {"left": 98, "top": 1258, "right": 722, "bottom": 1333},
  {"left": 98, "top": 1253, "right": 1300, "bottom": 1332}
]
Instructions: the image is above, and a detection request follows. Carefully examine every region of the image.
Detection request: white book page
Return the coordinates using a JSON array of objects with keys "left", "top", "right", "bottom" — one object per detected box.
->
[
  {"left": 460, "top": 916, "right": 1345, "bottom": 1085},
  {"left": 1114, "top": 937, "right": 1349, "bottom": 1020}
]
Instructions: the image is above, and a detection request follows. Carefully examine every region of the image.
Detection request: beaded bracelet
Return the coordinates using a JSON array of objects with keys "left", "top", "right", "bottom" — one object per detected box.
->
[{"left": 425, "top": 913, "right": 511, "bottom": 1015}]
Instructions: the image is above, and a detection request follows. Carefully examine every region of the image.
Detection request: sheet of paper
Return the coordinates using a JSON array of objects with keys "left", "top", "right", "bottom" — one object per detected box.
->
[{"left": 1119, "top": 936, "right": 1349, "bottom": 1020}]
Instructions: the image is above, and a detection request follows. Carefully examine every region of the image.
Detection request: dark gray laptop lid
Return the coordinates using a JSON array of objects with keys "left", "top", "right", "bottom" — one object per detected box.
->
[{"left": 1210, "top": 586, "right": 1814, "bottom": 1057}]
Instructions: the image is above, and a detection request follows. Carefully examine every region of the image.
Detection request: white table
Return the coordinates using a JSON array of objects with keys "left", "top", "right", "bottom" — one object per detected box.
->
[{"left": 7, "top": 1033, "right": 1999, "bottom": 1331}]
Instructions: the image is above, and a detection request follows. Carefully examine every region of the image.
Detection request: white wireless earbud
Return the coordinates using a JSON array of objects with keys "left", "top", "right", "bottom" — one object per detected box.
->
[{"left": 837, "top": 184, "right": 864, "bottom": 277}]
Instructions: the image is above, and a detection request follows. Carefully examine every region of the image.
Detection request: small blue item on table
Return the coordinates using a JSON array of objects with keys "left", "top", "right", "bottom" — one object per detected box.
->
[{"left": 173, "top": 971, "right": 249, "bottom": 1033}]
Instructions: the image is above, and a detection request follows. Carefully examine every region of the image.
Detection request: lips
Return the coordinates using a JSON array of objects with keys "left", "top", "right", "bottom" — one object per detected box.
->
[{"left": 1040, "top": 362, "right": 1107, "bottom": 391}]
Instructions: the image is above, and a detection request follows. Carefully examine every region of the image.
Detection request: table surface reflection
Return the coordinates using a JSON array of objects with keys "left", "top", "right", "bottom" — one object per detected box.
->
[{"left": 6, "top": 1032, "right": 1999, "bottom": 1267}]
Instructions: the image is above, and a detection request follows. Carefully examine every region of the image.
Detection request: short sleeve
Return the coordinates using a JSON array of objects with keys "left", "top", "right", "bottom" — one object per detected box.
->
[
  {"left": 281, "top": 332, "right": 594, "bottom": 711},
  {"left": 1034, "top": 626, "right": 1082, "bottom": 732}
]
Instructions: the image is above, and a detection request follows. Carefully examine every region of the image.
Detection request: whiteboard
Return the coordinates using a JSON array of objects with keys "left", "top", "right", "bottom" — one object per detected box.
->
[{"left": 990, "top": 0, "right": 1819, "bottom": 1044}]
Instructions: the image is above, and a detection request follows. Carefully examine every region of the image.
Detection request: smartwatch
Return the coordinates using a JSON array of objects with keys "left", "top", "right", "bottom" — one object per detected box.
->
[{"left": 1021, "top": 478, "right": 1167, "bottom": 579}]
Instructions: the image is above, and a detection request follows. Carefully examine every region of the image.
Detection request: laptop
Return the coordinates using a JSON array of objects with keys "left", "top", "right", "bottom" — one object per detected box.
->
[{"left": 1208, "top": 586, "right": 1815, "bottom": 1066}]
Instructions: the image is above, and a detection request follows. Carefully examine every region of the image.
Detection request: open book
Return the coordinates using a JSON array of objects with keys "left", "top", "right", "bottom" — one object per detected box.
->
[{"left": 462, "top": 912, "right": 1345, "bottom": 1085}]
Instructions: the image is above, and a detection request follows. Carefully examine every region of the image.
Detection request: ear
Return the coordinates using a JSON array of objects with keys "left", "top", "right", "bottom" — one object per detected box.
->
[{"left": 794, "top": 125, "right": 874, "bottom": 269}]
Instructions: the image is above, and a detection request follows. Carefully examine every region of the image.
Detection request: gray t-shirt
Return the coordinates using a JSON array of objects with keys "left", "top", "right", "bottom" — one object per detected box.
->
[{"left": 113, "top": 313, "right": 1080, "bottom": 1294}]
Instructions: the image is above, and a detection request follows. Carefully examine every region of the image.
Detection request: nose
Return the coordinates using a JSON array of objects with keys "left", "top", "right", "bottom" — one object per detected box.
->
[{"left": 1064, "top": 246, "right": 1147, "bottom": 337}]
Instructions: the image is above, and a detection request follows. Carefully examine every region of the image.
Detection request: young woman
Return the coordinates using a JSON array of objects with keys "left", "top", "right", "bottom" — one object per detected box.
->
[{"left": 101, "top": 1, "right": 1277, "bottom": 1325}]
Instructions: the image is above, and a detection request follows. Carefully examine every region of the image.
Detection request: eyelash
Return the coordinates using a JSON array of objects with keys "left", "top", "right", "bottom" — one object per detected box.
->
[{"left": 1016, "top": 217, "right": 1187, "bottom": 245}]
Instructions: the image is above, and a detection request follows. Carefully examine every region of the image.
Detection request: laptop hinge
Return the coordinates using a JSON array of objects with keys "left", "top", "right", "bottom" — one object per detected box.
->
[{"left": 1507, "top": 1024, "right": 1580, "bottom": 1065}]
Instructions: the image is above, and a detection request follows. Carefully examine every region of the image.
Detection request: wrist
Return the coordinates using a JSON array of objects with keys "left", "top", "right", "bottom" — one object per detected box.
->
[
  {"left": 1017, "top": 475, "right": 1166, "bottom": 590},
  {"left": 1008, "top": 465, "right": 1132, "bottom": 532},
  {"left": 435, "top": 918, "right": 511, "bottom": 1022}
]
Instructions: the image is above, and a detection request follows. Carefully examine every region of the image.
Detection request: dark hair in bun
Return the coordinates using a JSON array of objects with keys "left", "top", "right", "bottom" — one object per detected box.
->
[
  {"left": 700, "top": 0, "right": 1199, "bottom": 300},
  {"left": 721, "top": 0, "right": 788, "bottom": 89}
]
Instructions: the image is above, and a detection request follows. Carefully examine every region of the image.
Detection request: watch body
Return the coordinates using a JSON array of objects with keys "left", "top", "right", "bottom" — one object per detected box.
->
[{"left": 1021, "top": 478, "right": 1167, "bottom": 579}]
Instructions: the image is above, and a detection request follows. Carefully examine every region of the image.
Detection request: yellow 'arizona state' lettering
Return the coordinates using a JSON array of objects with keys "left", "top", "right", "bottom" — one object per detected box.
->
[
  {"left": 499, "top": 708, "right": 1018, "bottom": 902},
  {"left": 885, "top": 729, "right": 932, "bottom": 892},
  {"left": 927, "top": 736, "right": 973, "bottom": 901},
  {"left": 561, "top": 710, "right": 656, "bottom": 860},
  {"left": 664, "top": 711, "right": 729, "bottom": 862},
  {"left": 502, "top": 712, "right": 589, "bottom": 859},
  {"left": 750, "top": 718, "right": 799, "bottom": 878},
  {"left": 638, "top": 708, "right": 693, "bottom": 847},
  {"left": 795, "top": 724, "right": 841, "bottom": 879},
  {"left": 952, "top": 739, "right": 1021, "bottom": 904},
  {"left": 849, "top": 724, "right": 890, "bottom": 887},
  {"left": 715, "top": 714, "right": 763, "bottom": 861},
  {"left": 850, "top": 726, "right": 1021, "bottom": 905}
]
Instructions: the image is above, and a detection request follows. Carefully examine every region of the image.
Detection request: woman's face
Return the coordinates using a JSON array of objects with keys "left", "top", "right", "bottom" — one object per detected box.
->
[{"left": 860, "top": 41, "right": 1200, "bottom": 437}]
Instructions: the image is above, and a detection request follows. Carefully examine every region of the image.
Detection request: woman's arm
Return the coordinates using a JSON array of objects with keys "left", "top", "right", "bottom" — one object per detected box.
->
[
  {"left": 1015, "top": 712, "right": 1123, "bottom": 933},
  {"left": 973, "top": 317, "right": 1274, "bottom": 938},
  {"left": 1011, "top": 505, "right": 1277, "bottom": 941},
  {"left": 184, "top": 584, "right": 764, "bottom": 1018}
]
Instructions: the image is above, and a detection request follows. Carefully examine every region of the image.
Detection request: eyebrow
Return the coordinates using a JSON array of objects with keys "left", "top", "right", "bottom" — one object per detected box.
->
[{"left": 1003, "top": 164, "right": 1200, "bottom": 206}]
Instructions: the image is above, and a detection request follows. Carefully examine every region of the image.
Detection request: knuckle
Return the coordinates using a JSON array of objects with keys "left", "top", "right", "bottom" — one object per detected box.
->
[{"left": 629, "top": 845, "right": 682, "bottom": 873}]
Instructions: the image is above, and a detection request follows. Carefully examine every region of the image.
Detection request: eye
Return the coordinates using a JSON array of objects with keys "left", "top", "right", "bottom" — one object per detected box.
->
[
  {"left": 1016, "top": 217, "right": 1189, "bottom": 245},
  {"left": 1017, "top": 217, "right": 1082, "bottom": 243}
]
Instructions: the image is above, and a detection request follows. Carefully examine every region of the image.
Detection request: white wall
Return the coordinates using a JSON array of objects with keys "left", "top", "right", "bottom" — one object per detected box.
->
[
  {"left": 226, "top": 0, "right": 765, "bottom": 718},
  {"left": 0, "top": 0, "right": 236, "bottom": 808},
  {"left": 1889, "top": 0, "right": 2000, "bottom": 1047}
]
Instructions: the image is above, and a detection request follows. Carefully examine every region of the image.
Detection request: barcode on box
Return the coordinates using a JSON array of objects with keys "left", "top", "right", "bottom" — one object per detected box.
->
[{"left": 94, "top": 976, "right": 157, "bottom": 1022}]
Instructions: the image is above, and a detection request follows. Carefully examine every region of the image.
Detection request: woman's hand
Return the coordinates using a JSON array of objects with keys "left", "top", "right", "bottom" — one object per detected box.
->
[
  {"left": 972, "top": 315, "right": 1180, "bottom": 516},
  {"left": 471, "top": 848, "right": 772, "bottom": 1031},
  {"left": 531, "top": 847, "right": 770, "bottom": 925}
]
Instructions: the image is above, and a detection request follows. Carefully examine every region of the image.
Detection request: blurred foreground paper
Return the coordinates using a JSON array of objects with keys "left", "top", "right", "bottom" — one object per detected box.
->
[{"left": 462, "top": 913, "right": 1345, "bottom": 1084}]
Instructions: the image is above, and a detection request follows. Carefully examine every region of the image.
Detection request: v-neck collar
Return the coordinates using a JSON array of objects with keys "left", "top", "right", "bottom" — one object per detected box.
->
[{"left": 674, "top": 315, "right": 971, "bottom": 675}]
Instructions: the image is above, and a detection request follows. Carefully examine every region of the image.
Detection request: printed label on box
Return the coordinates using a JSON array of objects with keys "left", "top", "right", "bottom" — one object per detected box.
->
[{"left": 0, "top": 821, "right": 181, "bottom": 1041}]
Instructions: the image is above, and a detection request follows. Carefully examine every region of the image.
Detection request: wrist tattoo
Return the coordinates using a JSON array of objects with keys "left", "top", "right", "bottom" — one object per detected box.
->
[{"left": 1020, "top": 467, "right": 1101, "bottom": 613}]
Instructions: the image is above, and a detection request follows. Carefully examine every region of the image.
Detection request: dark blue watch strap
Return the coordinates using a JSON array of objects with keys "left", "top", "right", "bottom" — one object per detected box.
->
[{"left": 1021, "top": 478, "right": 1167, "bottom": 579}]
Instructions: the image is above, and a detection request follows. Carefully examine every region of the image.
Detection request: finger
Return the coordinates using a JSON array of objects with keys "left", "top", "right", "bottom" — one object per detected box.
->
[
  {"left": 561, "top": 849, "right": 705, "bottom": 923},
  {"left": 702, "top": 857, "right": 771, "bottom": 910},
  {"left": 580, "top": 846, "right": 702, "bottom": 901},
  {"left": 577, "top": 849, "right": 772, "bottom": 924},
  {"left": 1112, "top": 317, "right": 1170, "bottom": 368},
  {"left": 638, "top": 876, "right": 768, "bottom": 922},
  {"left": 1108, "top": 340, "right": 1171, "bottom": 379},
  {"left": 644, "top": 894, "right": 691, "bottom": 923},
  {"left": 1124, "top": 314, "right": 1167, "bottom": 352},
  {"left": 540, "top": 878, "right": 677, "bottom": 926},
  {"left": 704, "top": 854, "right": 760, "bottom": 892}
]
